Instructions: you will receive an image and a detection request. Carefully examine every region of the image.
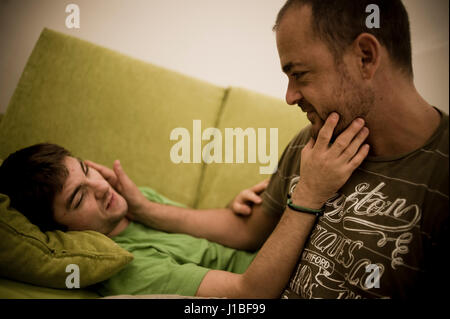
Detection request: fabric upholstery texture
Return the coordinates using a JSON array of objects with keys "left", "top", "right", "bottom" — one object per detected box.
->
[
  {"left": 0, "top": 28, "right": 224, "bottom": 208},
  {"left": 196, "top": 88, "right": 309, "bottom": 209}
]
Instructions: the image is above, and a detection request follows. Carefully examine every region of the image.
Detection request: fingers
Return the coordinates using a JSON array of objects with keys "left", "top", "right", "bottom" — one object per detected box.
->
[
  {"left": 250, "top": 178, "right": 270, "bottom": 194},
  {"left": 240, "top": 189, "right": 262, "bottom": 205},
  {"left": 314, "top": 112, "right": 339, "bottom": 150},
  {"left": 113, "top": 160, "right": 128, "bottom": 183},
  {"left": 85, "top": 160, "right": 106, "bottom": 172},
  {"left": 231, "top": 185, "right": 266, "bottom": 216},
  {"left": 348, "top": 143, "right": 370, "bottom": 169},
  {"left": 113, "top": 160, "right": 135, "bottom": 194},
  {"left": 340, "top": 126, "right": 370, "bottom": 163},
  {"left": 85, "top": 160, "right": 117, "bottom": 186},
  {"left": 232, "top": 202, "right": 252, "bottom": 215},
  {"left": 329, "top": 118, "right": 366, "bottom": 157}
]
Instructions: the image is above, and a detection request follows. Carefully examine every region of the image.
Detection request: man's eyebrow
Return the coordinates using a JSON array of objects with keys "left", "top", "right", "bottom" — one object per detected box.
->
[
  {"left": 65, "top": 159, "right": 87, "bottom": 210},
  {"left": 282, "top": 62, "right": 306, "bottom": 74},
  {"left": 80, "top": 158, "right": 89, "bottom": 174}
]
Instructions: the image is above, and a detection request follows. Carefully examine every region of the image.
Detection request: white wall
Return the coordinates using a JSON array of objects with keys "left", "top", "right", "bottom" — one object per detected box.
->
[
  {"left": 405, "top": 0, "right": 449, "bottom": 113},
  {"left": 0, "top": 0, "right": 448, "bottom": 114}
]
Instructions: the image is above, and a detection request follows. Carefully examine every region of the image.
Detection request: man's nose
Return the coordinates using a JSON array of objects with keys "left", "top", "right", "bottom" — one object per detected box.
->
[
  {"left": 88, "top": 178, "right": 109, "bottom": 198},
  {"left": 285, "top": 81, "right": 303, "bottom": 105}
]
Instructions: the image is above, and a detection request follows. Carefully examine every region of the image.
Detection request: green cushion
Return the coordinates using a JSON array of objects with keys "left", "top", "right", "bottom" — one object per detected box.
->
[
  {"left": 196, "top": 88, "right": 309, "bottom": 208},
  {"left": 0, "top": 193, "right": 133, "bottom": 289},
  {"left": 0, "top": 28, "right": 225, "bottom": 208}
]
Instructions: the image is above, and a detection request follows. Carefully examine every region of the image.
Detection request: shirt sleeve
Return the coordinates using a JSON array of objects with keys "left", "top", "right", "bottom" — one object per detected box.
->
[
  {"left": 96, "top": 247, "right": 210, "bottom": 297},
  {"left": 261, "top": 127, "right": 311, "bottom": 218}
]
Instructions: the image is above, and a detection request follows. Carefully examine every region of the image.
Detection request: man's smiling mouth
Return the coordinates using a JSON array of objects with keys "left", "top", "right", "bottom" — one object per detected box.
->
[{"left": 106, "top": 191, "right": 114, "bottom": 210}]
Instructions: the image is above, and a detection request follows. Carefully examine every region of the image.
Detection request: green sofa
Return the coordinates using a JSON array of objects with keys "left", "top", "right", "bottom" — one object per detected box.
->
[{"left": 0, "top": 28, "right": 309, "bottom": 298}]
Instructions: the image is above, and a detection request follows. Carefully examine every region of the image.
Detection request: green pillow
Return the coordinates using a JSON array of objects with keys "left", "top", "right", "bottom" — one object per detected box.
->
[{"left": 0, "top": 193, "right": 133, "bottom": 289}]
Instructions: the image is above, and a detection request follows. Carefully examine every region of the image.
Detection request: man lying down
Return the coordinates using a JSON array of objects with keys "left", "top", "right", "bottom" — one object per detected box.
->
[{"left": 0, "top": 115, "right": 369, "bottom": 298}]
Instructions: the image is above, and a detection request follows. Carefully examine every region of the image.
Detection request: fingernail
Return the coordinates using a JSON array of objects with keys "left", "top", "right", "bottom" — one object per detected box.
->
[
  {"left": 331, "top": 112, "right": 339, "bottom": 120},
  {"left": 356, "top": 118, "right": 364, "bottom": 125}
]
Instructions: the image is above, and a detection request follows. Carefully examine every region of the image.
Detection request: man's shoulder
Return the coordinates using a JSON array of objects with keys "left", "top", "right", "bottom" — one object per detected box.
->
[{"left": 435, "top": 110, "right": 449, "bottom": 153}]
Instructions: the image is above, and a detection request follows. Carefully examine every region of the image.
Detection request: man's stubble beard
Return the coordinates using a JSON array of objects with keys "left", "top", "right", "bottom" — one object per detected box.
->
[{"left": 315, "top": 63, "right": 374, "bottom": 142}]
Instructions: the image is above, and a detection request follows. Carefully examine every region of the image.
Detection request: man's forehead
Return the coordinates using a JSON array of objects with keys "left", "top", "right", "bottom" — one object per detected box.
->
[
  {"left": 276, "top": 5, "right": 315, "bottom": 68},
  {"left": 276, "top": 4, "right": 314, "bottom": 40},
  {"left": 64, "top": 156, "right": 79, "bottom": 169}
]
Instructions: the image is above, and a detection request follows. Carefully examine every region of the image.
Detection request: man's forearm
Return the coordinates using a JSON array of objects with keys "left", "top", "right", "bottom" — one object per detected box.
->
[
  {"left": 133, "top": 200, "right": 262, "bottom": 250},
  {"left": 195, "top": 205, "right": 317, "bottom": 298},
  {"left": 239, "top": 208, "right": 316, "bottom": 297}
]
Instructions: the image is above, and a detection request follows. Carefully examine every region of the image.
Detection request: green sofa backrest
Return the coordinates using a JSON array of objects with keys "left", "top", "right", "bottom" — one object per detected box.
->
[
  {"left": 0, "top": 28, "right": 309, "bottom": 208},
  {"left": 197, "top": 88, "right": 308, "bottom": 208},
  {"left": 0, "top": 28, "right": 224, "bottom": 207}
]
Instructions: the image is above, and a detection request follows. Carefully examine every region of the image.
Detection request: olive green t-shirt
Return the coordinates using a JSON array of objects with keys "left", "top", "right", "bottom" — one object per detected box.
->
[
  {"left": 96, "top": 187, "right": 256, "bottom": 297},
  {"left": 262, "top": 109, "right": 449, "bottom": 299}
]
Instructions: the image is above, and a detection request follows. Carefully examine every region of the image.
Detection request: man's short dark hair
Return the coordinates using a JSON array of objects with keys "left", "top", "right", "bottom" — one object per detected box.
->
[
  {"left": 274, "top": 0, "right": 413, "bottom": 78},
  {"left": 0, "top": 143, "right": 71, "bottom": 232}
]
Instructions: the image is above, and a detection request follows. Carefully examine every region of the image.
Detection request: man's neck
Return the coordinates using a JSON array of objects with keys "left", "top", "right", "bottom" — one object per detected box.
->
[
  {"left": 365, "top": 79, "right": 442, "bottom": 157},
  {"left": 107, "top": 217, "right": 130, "bottom": 237}
]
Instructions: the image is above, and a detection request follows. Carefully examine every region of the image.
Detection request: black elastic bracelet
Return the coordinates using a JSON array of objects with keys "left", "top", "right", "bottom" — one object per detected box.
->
[{"left": 286, "top": 198, "right": 324, "bottom": 217}]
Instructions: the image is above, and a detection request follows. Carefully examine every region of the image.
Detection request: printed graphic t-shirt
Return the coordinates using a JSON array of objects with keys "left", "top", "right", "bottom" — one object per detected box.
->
[
  {"left": 96, "top": 187, "right": 256, "bottom": 297},
  {"left": 261, "top": 109, "right": 449, "bottom": 299}
]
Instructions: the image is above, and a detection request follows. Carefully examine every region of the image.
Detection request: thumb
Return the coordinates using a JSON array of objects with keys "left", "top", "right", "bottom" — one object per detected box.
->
[
  {"left": 233, "top": 202, "right": 252, "bottom": 215},
  {"left": 251, "top": 179, "right": 269, "bottom": 193},
  {"left": 247, "top": 192, "right": 262, "bottom": 204},
  {"left": 113, "top": 160, "right": 130, "bottom": 186},
  {"left": 306, "top": 137, "right": 315, "bottom": 149},
  {"left": 303, "top": 137, "right": 315, "bottom": 153}
]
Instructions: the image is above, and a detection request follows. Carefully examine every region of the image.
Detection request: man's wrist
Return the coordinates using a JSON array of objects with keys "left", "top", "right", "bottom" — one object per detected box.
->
[
  {"left": 291, "top": 182, "right": 327, "bottom": 210},
  {"left": 286, "top": 197, "right": 324, "bottom": 216},
  {"left": 130, "top": 200, "right": 156, "bottom": 224}
]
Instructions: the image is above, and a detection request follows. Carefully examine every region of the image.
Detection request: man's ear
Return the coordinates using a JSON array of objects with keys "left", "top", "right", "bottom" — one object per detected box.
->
[{"left": 352, "top": 33, "right": 381, "bottom": 80}]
